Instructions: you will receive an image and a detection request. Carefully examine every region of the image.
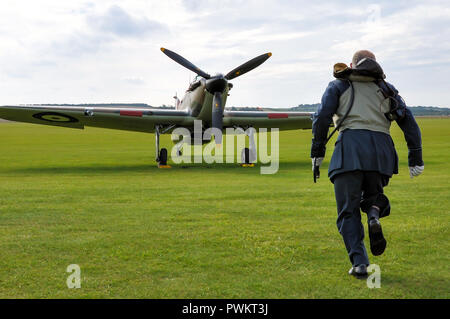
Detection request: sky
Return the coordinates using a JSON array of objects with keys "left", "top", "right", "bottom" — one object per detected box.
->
[{"left": 0, "top": 0, "right": 449, "bottom": 108}]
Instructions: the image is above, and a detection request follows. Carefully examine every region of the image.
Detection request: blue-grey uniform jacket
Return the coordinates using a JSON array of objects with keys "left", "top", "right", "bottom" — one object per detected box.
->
[{"left": 311, "top": 79, "right": 424, "bottom": 182}]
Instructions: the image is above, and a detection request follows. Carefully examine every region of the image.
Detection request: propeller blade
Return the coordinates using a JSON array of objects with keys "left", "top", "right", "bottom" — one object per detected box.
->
[
  {"left": 211, "top": 92, "right": 224, "bottom": 145},
  {"left": 161, "top": 48, "right": 211, "bottom": 79},
  {"left": 225, "top": 52, "right": 272, "bottom": 80}
]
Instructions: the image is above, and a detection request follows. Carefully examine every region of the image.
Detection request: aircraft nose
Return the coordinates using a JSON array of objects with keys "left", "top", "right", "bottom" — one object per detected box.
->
[{"left": 205, "top": 76, "right": 228, "bottom": 93}]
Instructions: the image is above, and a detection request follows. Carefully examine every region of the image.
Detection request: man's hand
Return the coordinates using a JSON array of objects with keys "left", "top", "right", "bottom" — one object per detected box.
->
[
  {"left": 311, "top": 157, "right": 324, "bottom": 172},
  {"left": 312, "top": 157, "right": 323, "bottom": 183},
  {"left": 409, "top": 165, "right": 424, "bottom": 178}
]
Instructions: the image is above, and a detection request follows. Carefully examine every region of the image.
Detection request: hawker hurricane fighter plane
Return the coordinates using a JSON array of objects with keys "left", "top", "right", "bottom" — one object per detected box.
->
[{"left": 0, "top": 48, "right": 312, "bottom": 166}]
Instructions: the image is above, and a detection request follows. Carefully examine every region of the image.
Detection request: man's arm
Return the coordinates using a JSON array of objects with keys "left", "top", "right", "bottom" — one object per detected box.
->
[
  {"left": 387, "top": 83, "right": 424, "bottom": 167},
  {"left": 310, "top": 80, "right": 344, "bottom": 158},
  {"left": 397, "top": 108, "right": 424, "bottom": 167}
]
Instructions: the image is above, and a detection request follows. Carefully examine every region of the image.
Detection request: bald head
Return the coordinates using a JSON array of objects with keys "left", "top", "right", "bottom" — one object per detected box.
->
[{"left": 352, "top": 50, "right": 376, "bottom": 67}]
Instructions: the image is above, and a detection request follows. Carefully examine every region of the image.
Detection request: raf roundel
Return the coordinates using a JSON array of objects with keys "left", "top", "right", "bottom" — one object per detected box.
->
[{"left": 33, "top": 112, "right": 79, "bottom": 123}]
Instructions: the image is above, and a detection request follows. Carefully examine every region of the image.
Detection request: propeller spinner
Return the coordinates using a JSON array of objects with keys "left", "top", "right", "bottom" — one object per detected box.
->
[{"left": 160, "top": 48, "right": 272, "bottom": 144}]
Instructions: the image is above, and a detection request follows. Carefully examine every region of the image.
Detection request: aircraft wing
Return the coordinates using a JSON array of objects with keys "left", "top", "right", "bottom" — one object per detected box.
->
[
  {"left": 0, "top": 105, "right": 193, "bottom": 133},
  {"left": 223, "top": 110, "right": 313, "bottom": 130}
]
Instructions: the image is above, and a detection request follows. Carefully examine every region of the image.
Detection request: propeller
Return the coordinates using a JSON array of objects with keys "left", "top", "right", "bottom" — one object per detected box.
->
[
  {"left": 161, "top": 48, "right": 272, "bottom": 144},
  {"left": 224, "top": 52, "right": 272, "bottom": 80},
  {"left": 161, "top": 48, "right": 211, "bottom": 79}
]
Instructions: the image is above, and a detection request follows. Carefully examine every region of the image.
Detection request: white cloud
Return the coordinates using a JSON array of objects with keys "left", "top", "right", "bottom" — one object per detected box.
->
[{"left": 86, "top": 5, "right": 167, "bottom": 37}]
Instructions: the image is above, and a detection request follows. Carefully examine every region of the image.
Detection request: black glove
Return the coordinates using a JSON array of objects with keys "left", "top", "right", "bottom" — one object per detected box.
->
[{"left": 311, "top": 139, "right": 326, "bottom": 158}]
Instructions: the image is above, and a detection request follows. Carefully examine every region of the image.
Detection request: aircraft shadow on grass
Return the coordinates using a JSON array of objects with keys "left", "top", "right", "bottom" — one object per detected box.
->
[{"left": 10, "top": 160, "right": 311, "bottom": 175}]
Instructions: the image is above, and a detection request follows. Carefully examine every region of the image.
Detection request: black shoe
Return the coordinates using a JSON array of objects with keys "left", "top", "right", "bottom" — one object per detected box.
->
[
  {"left": 368, "top": 218, "right": 387, "bottom": 256},
  {"left": 348, "top": 264, "right": 368, "bottom": 278}
]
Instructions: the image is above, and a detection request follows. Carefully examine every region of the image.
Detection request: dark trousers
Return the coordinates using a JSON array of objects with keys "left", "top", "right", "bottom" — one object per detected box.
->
[{"left": 333, "top": 171, "right": 390, "bottom": 266}]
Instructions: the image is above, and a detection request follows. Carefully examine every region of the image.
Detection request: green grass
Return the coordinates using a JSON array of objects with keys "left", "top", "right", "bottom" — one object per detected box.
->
[{"left": 0, "top": 118, "right": 449, "bottom": 298}]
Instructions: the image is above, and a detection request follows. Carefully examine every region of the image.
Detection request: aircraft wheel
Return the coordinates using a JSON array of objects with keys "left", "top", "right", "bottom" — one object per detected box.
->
[
  {"left": 159, "top": 148, "right": 168, "bottom": 165},
  {"left": 241, "top": 147, "right": 250, "bottom": 164}
]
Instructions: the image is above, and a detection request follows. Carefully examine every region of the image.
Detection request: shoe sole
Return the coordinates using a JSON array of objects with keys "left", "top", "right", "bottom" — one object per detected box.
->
[
  {"left": 349, "top": 268, "right": 368, "bottom": 279},
  {"left": 369, "top": 220, "right": 386, "bottom": 256},
  {"left": 352, "top": 272, "right": 368, "bottom": 279}
]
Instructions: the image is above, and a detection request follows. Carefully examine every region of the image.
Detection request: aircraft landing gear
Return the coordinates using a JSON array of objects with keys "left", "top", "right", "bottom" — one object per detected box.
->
[
  {"left": 241, "top": 147, "right": 251, "bottom": 165},
  {"left": 155, "top": 125, "right": 171, "bottom": 168},
  {"left": 240, "top": 127, "right": 256, "bottom": 167},
  {"left": 159, "top": 148, "right": 168, "bottom": 166}
]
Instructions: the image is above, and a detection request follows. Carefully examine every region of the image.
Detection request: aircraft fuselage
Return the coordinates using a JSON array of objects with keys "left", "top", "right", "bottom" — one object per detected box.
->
[{"left": 177, "top": 78, "right": 231, "bottom": 126}]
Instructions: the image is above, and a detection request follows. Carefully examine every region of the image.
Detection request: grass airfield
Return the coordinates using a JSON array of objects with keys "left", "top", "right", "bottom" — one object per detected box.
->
[{"left": 0, "top": 118, "right": 448, "bottom": 298}]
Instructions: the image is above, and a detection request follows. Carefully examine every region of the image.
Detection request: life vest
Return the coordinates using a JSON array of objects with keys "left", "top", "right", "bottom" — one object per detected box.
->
[{"left": 331, "top": 58, "right": 404, "bottom": 135}]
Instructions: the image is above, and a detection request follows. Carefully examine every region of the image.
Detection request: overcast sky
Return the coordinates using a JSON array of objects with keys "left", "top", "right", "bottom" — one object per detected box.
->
[{"left": 0, "top": 0, "right": 449, "bottom": 108}]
